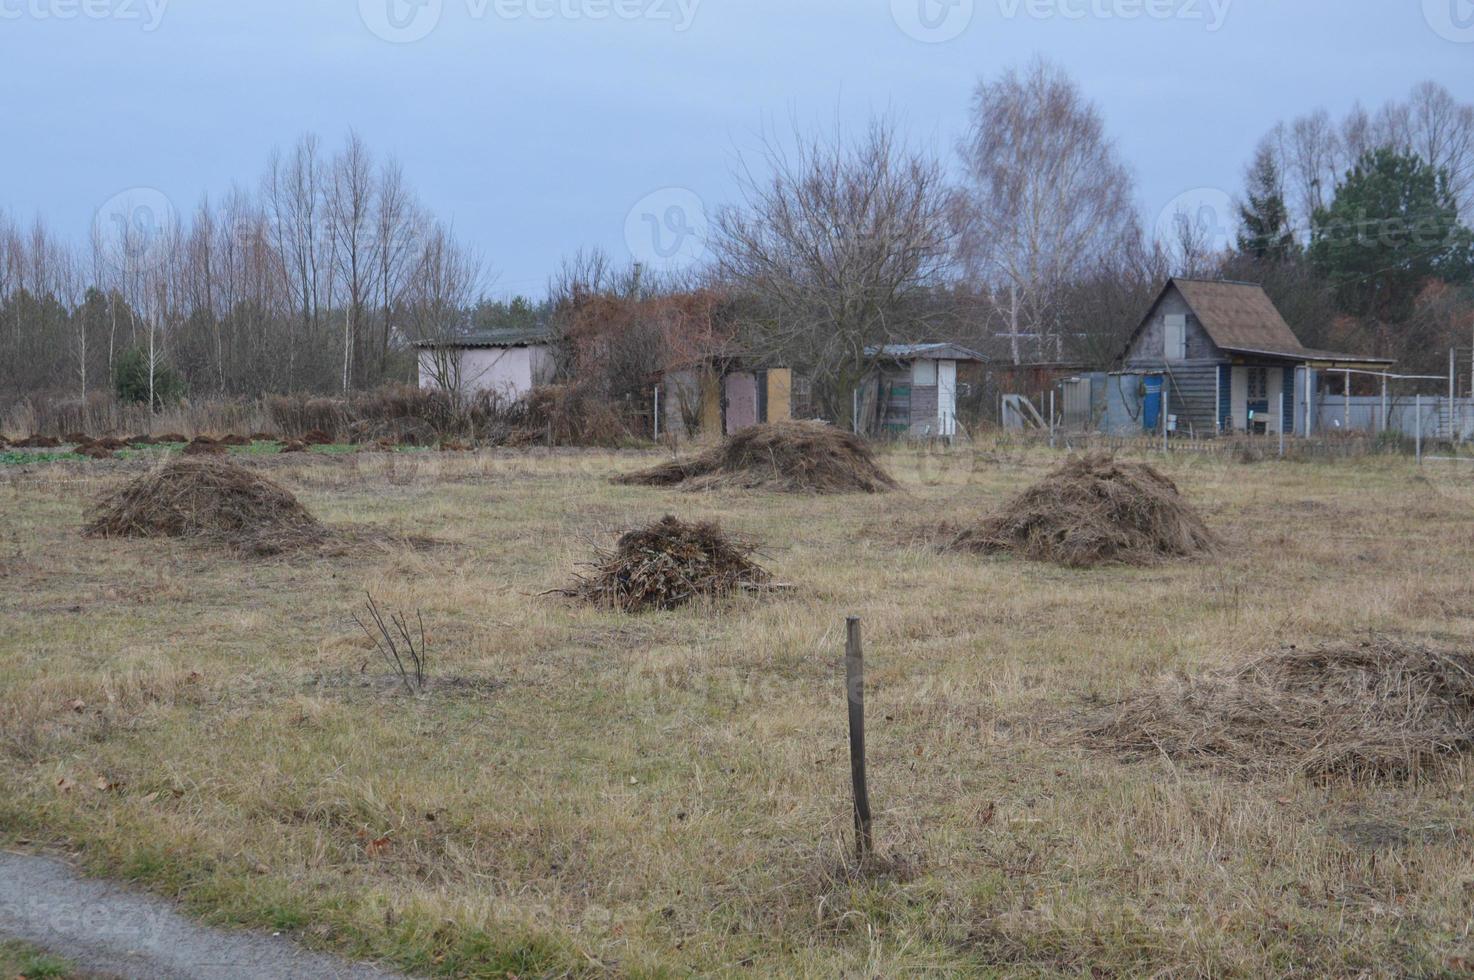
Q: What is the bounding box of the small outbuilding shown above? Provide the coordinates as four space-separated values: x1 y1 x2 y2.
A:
662 363 799 438
862 342 987 438
413 326 556 400
1109 279 1392 437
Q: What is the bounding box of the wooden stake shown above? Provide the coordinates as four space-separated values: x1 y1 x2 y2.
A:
845 616 873 863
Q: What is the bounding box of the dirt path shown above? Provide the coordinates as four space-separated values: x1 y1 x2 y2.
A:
0 852 405 979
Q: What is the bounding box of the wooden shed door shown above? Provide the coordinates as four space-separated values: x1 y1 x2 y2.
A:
724 372 759 434
936 360 958 436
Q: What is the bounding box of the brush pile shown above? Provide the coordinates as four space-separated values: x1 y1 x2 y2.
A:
1088 638 1474 781
951 453 1215 567
84 456 327 556
617 421 897 494
565 515 769 612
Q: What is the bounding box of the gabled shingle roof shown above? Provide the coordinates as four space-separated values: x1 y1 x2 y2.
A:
1128 279 1392 366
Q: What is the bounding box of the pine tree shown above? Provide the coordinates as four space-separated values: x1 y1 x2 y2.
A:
1237 145 1296 262
1310 148 1474 321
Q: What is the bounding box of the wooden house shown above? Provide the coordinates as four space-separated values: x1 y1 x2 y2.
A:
1112 279 1392 436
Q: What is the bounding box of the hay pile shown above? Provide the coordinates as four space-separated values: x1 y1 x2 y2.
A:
84 456 327 556
565 515 770 612
617 421 897 494
1088 638 1474 781
951 453 1215 567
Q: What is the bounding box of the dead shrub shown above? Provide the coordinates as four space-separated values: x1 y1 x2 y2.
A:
1087 638 1474 781
562 515 770 612
509 384 633 448
84 456 328 556
616 421 898 494
950 453 1215 567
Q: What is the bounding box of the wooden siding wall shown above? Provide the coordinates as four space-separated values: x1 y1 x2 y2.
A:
1125 286 1217 365
1163 363 1219 437
910 385 939 425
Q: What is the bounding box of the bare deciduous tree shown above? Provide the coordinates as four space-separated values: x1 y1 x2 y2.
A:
714 116 955 426
956 59 1141 365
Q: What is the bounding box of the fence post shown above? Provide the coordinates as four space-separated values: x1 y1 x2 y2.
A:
653 384 660 441
845 616 872 864
1162 382 1170 453
1048 390 1056 450
1416 393 1423 465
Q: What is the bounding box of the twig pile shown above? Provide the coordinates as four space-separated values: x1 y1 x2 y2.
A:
951 453 1215 567
616 421 897 494
564 515 770 612
84 456 327 556
1087 638 1474 781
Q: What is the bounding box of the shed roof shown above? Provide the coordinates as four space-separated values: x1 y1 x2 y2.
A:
866 342 987 363
411 325 553 349
1130 279 1392 367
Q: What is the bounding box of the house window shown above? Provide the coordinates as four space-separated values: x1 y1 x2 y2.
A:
1247 367 1268 401
1164 314 1187 360
912 359 937 386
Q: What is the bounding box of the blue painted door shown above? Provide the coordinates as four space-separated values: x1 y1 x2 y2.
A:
1142 375 1163 431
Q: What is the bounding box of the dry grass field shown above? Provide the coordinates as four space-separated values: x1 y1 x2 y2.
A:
4 441 1474 977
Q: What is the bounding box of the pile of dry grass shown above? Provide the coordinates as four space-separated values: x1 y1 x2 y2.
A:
951 453 1215 567
617 421 898 494
563 515 770 612
1087 638 1474 781
84 456 327 556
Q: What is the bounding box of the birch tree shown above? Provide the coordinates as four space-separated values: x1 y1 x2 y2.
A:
955 59 1140 364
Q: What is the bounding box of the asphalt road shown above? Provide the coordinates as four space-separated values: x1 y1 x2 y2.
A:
0 851 405 979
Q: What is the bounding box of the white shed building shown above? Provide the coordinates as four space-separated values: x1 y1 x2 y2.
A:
413 327 556 401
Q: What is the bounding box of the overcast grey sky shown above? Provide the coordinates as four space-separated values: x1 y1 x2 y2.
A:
1 0 1470 298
